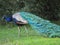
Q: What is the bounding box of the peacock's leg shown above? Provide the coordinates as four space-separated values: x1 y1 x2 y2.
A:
18 26 21 37
24 25 28 37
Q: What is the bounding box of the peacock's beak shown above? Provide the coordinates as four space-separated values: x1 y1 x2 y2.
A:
1 15 6 21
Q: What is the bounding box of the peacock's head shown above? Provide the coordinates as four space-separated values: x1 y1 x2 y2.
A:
2 15 12 22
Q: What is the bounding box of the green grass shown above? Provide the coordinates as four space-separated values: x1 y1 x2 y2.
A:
0 25 60 45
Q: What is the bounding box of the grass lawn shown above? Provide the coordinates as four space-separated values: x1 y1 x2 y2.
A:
0 25 60 45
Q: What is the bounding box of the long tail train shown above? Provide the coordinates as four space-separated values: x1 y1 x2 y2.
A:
19 12 60 37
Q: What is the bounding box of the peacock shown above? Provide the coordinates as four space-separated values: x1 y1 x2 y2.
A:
3 12 60 37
